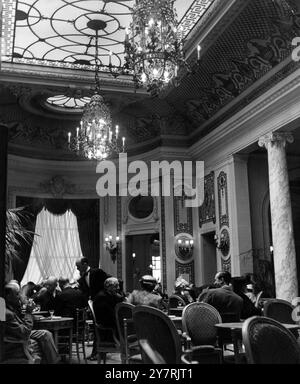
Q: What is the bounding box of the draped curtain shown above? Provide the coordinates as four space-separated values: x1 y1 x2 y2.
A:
21 208 83 284
15 197 100 283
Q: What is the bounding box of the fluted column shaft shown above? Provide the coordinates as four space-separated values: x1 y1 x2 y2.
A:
259 132 298 301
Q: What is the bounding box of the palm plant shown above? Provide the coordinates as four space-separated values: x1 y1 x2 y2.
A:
5 207 35 282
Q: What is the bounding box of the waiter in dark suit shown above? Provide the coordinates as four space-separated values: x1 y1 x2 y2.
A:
75 257 110 360
75 257 110 300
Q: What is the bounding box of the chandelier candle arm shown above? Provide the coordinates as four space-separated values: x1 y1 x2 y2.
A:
197 45 201 61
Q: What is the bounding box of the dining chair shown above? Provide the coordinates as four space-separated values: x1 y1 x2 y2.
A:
263 298 295 324
181 345 225 364
115 302 141 364
242 316 300 364
254 291 263 308
133 305 182 364
182 302 223 363
74 307 88 363
2 339 41 364
58 307 88 363
88 300 120 364
138 339 166 364
167 295 186 315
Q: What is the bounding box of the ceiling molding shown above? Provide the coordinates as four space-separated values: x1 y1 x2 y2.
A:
185 0 249 58
189 69 300 166
0 63 147 95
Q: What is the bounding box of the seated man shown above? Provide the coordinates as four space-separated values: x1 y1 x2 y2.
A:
231 276 261 319
34 276 60 312
198 271 243 321
4 281 59 364
55 277 88 318
127 275 163 309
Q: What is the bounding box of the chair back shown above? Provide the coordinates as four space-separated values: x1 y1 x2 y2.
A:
254 291 263 308
88 300 120 362
75 307 87 337
133 305 182 364
242 316 300 364
168 295 186 314
181 346 223 364
115 302 137 362
139 339 166 364
182 302 222 346
88 300 97 325
263 299 294 324
115 302 136 343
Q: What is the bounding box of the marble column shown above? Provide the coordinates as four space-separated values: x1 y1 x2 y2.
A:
258 132 298 301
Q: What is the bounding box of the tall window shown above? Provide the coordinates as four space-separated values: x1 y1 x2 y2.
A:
21 208 82 284
151 256 161 282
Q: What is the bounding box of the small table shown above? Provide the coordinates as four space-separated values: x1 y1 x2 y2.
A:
215 322 300 363
33 317 73 361
32 311 48 317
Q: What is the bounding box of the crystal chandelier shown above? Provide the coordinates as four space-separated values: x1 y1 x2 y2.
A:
124 0 201 96
68 21 125 160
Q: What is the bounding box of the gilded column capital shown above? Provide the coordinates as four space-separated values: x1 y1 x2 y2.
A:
258 132 294 149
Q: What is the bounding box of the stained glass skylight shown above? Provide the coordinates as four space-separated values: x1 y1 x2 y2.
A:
46 94 91 110
1 0 214 72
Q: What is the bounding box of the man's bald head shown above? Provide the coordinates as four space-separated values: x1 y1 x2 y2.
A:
45 276 58 293
76 258 89 276
5 281 21 308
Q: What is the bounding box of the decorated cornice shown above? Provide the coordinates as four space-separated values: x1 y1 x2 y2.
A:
0 63 147 95
185 0 247 58
189 69 300 165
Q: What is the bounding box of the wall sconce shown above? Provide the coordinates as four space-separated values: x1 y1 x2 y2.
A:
104 235 120 263
214 228 230 256
175 234 194 261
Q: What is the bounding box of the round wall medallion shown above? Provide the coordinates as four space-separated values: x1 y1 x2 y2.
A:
128 195 154 219
219 228 230 257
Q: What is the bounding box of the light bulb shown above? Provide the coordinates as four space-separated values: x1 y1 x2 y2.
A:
197 44 201 60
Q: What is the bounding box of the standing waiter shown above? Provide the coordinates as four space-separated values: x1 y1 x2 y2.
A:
76 257 110 300
75 257 110 360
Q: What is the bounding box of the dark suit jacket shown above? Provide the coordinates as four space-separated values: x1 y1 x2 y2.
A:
78 268 110 300
4 306 33 361
199 286 243 320
238 292 261 319
34 288 60 311
93 290 124 338
54 287 88 318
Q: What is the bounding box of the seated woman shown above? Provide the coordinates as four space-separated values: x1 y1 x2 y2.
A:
231 277 261 319
127 275 164 309
93 277 125 339
173 277 194 305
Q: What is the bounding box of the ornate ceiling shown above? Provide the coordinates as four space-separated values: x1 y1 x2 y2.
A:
0 0 299 160
1 0 198 69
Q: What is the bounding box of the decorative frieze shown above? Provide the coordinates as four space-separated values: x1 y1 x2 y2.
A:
199 171 216 227
217 171 229 227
